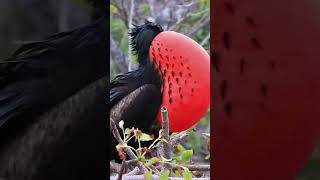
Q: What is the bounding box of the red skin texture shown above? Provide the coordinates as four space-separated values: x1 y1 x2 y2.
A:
212 0 320 179
149 31 210 132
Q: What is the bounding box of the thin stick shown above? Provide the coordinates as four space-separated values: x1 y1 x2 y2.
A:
183 164 210 171
127 0 135 71
117 160 127 180
169 129 189 145
110 118 146 173
160 106 172 171
125 167 140 176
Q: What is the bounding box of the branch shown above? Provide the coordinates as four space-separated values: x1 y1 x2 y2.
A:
186 16 210 37
168 2 198 31
175 164 210 171
117 160 128 180
110 161 122 174
159 106 172 171
110 34 128 72
110 1 129 27
110 118 146 173
200 33 210 47
128 0 135 71
125 167 140 176
169 129 189 145
148 0 196 30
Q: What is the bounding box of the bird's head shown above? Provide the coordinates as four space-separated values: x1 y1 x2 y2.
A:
130 22 210 132
130 21 163 65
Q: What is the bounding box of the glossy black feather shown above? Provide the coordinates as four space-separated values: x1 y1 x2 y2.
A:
110 22 163 161
110 63 161 107
0 77 108 180
0 16 107 135
129 22 163 64
110 21 163 106
0 1 108 179
88 0 107 20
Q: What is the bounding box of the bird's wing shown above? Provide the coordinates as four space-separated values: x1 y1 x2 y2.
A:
110 84 162 128
0 80 52 128
110 84 162 161
109 70 143 107
0 17 107 130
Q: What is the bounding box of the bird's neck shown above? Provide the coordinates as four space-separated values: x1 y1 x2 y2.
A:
138 60 162 89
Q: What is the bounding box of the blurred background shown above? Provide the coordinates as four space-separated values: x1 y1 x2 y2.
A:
0 0 94 59
110 0 210 164
297 146 320 180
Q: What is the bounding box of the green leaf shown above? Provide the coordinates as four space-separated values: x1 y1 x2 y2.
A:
183 169 192 180
182 150 193 163
118 120 124 130
176 144 186 152
148 157 160 164
172 170 180 177
125 128 132 135
159 170 170 180
144 170 152 180
140 133 154 141
205 154 210 160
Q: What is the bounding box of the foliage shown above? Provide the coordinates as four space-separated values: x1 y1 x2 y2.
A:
117 120 205 179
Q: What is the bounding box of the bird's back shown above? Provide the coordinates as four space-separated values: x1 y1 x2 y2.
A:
0 15 108 180
0 16 107 134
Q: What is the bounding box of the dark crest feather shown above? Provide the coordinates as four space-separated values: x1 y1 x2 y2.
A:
128 21 163 64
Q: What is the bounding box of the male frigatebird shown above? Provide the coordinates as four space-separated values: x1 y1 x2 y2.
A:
110 22 210 160
0 1 107 180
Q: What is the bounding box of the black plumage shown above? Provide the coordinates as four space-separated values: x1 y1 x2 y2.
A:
0 5 108 180
109 22 163 161
0 16 107 129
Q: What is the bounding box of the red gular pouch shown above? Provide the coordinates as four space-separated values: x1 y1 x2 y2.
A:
149 31 210 132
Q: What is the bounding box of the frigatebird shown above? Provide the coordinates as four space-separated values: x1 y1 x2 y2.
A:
109 22 210 160
0 1 108 179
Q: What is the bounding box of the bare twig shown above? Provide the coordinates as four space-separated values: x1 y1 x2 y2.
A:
125 167 140 176
160 106 172 171
110 119 137 160
186 16 210 37
189 8 210 17
118 160 127 180
169 129 189 145
200 33 210 46
168 3 197 31
177 164 210 171
110 161 122 173
110 118 146 173
147 0 196 30
111 0 129 26
128 0 135 71
110 1 129 26
110 35 128 72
